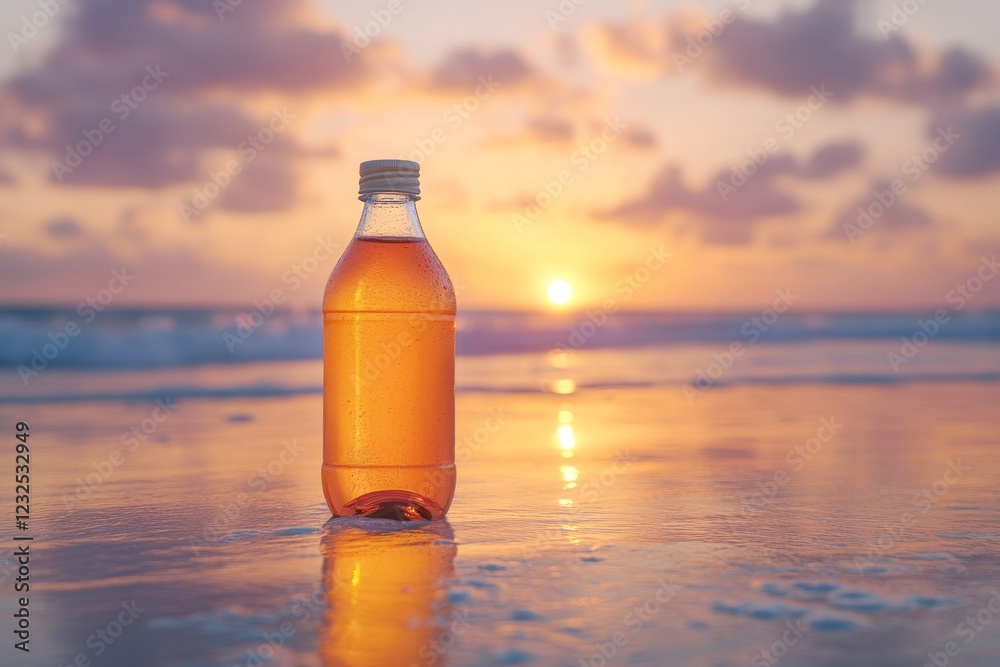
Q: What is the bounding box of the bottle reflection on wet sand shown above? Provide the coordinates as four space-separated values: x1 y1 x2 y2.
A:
319 520 457 667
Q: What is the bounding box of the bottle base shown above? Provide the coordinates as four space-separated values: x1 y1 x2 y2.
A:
322 463 455 521
345 490 439 521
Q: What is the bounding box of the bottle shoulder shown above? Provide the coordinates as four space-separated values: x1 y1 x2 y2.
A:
323 237 456 314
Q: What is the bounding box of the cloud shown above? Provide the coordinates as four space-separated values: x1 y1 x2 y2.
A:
600 163 798 245
911 48 993 101
0 169 13 185
612 162 799 215
1 6 582 199
9 99 295 188
7 0 365 103
584 0 992 107
523 116 576 143
0 0 359 193
692 0 991 104
216 157 299 213
43 217 85 239
931 106 1000 178
0 235 252 306
601 141 864 244
797 141 865 178
825 180 934 242
485 114 656 151
582 21 664 77
483 116 576 148
620 125 658 150
420 45 589 119
425 48 536 93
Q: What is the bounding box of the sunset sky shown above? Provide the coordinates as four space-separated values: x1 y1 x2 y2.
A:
1 0 998 311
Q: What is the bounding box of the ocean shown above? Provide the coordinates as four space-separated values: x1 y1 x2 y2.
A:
3 307 999 402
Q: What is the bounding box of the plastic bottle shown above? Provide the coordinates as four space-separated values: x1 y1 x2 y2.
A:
322 159 456 520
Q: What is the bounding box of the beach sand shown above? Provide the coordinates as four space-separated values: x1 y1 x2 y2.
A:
3 369 999 666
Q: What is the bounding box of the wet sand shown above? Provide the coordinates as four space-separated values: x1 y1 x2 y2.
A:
2 379 999 666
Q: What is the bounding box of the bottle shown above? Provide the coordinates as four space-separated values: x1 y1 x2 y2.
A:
322 159 456 521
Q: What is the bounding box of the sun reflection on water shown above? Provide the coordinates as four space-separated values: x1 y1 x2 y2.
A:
560 465 579 489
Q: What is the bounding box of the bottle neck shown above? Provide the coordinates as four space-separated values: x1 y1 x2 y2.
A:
355 192 425 239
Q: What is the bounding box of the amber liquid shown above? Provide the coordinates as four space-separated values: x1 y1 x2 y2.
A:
322 236 456 520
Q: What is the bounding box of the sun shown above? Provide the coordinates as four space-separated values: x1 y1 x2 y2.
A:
547 279 573 306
